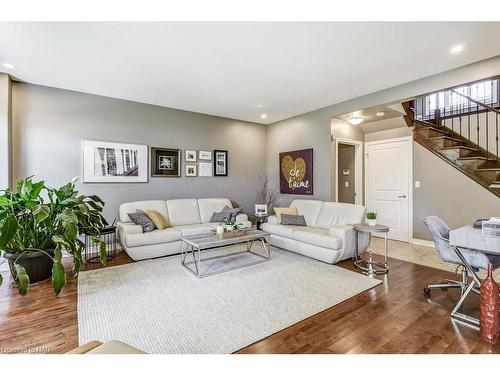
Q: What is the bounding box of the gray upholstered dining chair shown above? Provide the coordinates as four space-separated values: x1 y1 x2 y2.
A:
423 216 500 325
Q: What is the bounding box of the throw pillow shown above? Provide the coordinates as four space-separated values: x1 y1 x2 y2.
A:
221 205 242 219
146 209 169 230
273 207 298 224
128 210 156 232
210 211 232 223
281 214 307 226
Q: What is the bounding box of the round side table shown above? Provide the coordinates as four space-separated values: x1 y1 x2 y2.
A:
353 224 389 275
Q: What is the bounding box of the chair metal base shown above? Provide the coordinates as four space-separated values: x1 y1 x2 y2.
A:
423 252 482 329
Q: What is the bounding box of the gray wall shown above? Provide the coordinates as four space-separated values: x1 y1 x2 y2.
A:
12 83 267 222
267 56 500 238
266 108 332 206
413 142 500 240
365 123 500 241
267 56 500 201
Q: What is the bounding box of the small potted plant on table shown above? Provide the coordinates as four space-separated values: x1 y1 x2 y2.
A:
366 212 377 227
0 177 107 295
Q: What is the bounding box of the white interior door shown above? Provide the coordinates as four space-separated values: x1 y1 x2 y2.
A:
365 138 411 242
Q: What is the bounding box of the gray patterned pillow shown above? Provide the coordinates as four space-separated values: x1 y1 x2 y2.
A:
281 214 306 226
210 211 232 223
221 205 242 219
128 210 156 232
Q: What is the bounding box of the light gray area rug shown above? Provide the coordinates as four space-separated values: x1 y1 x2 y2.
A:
78 246 381 354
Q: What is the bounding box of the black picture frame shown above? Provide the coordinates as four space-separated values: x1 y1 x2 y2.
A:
150 147 181 177
213 150 228 177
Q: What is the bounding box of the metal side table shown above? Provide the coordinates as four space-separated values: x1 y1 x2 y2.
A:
353 224 389 275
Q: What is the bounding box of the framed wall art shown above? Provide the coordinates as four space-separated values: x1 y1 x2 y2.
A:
82 140 148 183
213 150 228 177
198 162 213 177
185 150 197 162
185 164 197 177
199 150 212 161
151 147 181 177
279 148 313 195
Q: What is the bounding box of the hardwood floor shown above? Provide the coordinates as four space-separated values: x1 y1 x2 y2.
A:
0 245 499 354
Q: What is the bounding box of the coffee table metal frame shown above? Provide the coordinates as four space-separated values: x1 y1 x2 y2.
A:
181 230 271 278
353 224 389 275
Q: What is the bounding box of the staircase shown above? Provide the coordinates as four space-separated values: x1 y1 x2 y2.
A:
402 77 500 198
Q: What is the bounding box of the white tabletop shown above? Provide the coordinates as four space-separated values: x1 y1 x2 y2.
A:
449 225 500 255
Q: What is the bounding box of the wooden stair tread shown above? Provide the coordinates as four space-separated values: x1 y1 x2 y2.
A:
457 156 497 161
442 145 478 151
415 125 450 134
428 135 462 142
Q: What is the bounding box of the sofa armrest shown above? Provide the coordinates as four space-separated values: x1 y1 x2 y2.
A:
117 222 143 249
267 215 278 225
328 225 369 261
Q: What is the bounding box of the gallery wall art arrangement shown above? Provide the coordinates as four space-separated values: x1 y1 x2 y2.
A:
279 148 313 195
83 140 228 182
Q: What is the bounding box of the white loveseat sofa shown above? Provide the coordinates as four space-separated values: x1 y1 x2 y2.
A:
261 199 367 264
117 198 251 261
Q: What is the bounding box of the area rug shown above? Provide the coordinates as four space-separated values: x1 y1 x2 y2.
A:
78 246 381 354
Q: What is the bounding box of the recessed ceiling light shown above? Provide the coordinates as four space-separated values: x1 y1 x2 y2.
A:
376 111 385 117
260 114 267 119
348 116 363 125
450 44 465 54
2 63 14 69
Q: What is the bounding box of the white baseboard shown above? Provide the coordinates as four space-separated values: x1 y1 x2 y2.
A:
411 238 435 248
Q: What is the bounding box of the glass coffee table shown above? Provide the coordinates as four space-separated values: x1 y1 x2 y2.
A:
181 229 271 278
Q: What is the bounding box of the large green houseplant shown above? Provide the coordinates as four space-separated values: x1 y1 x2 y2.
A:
0 177 107 295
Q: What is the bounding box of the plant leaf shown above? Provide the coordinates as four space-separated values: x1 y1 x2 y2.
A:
33 204 50 226
99 240 107 265
14 264 30 295
51 259 66 295
0 216 19 248
0 273 3 287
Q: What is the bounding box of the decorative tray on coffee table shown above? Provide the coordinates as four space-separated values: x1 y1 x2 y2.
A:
210 229 247 240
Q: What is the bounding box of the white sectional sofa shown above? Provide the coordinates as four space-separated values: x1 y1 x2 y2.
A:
261 199 367 264
117 198 251 261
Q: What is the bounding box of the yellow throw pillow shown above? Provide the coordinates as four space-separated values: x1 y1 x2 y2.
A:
146 210 169 230
273 207 298 224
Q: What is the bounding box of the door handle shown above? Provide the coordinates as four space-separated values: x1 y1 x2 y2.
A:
398 195 407 198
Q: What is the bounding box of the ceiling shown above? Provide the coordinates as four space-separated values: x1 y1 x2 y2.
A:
1 22 500 124
334 104 403 125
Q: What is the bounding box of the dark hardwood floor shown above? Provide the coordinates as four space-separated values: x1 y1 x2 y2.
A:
0 249 498 354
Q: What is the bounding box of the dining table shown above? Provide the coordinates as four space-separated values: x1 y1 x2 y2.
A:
449 224 500 328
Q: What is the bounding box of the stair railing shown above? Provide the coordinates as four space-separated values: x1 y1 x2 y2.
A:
448 89 500 160
412 81 500 161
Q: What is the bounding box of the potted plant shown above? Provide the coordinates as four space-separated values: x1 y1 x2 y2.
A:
0 176 107 296
220 217 243 232
366 212 377 227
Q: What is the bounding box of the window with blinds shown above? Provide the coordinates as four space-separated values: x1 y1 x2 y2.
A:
419 78 499 119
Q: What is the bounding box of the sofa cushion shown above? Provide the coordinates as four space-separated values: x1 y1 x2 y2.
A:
210 211 232 222
174 223 216 237
281 214 307 226
315 202 366 229
222 205 242 219
260 222 304 239
125 228 182 247
119 200 168 223
273 207 298 224
166 199 201 226
146 209 169 229
290 200 323 227
292 227 341 249
198 198 233 223
127 210 156 232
